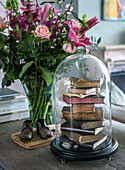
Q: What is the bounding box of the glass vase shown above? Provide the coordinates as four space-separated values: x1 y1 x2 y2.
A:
22 76 53 127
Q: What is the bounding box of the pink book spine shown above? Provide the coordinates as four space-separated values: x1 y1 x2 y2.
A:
73 106 95 112
63 95 104 104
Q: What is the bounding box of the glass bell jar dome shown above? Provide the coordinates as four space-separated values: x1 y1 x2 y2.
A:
51 54 118 161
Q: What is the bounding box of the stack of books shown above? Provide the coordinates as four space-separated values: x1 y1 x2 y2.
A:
61 77 107 150
0 88 29 123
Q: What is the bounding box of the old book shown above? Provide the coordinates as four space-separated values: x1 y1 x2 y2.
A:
69 77 100 88
62 131 105 144
68 87 97 95
62 105 95 113
62 92 96 98
81 120 104 130
62 109 104 121
61 120 104 131
73 104 95 112
61 122 103 135
79 135 107 150
63 94 104 104
62 106 103 114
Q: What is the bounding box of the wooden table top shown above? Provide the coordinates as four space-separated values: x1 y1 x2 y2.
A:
0 120 125 170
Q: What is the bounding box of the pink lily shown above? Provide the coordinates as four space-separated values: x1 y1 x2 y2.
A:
79 16 99 35
37 4 50 24
64 20 92 53
52 6 61 16
42 3 51 22
64 17 99 53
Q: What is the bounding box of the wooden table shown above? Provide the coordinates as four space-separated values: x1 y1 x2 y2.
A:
0 120 125 170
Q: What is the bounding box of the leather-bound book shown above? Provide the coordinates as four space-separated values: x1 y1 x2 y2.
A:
69 77 100 88
63 94 105 104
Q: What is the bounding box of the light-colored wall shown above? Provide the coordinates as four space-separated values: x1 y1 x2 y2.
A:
78 0 125 45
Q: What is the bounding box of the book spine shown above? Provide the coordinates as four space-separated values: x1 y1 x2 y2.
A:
69 89 86 94
72 106 95 112
71 81 100 88
62 131 80 143
62 112 104 121
81 121 104 130
63 95 104 104
80 134 103 144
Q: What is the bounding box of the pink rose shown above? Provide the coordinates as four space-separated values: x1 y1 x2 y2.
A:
70 19 79 27
63 43 76 53
0 16 8 30
35 25 51 39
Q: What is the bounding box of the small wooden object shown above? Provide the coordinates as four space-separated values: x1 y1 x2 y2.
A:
11 124 56 150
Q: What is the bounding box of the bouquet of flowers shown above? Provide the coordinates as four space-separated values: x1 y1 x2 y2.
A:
0 0 100 125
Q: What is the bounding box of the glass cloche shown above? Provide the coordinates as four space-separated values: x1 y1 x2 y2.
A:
51 54 118 161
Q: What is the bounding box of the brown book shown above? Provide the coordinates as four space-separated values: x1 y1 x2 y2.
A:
62 92 96 98
81 120 104 130
62 106 103 114
79 135 107 150
62 105 95 113
61 120 104 131
63 94 104 104
69 77 100 88
62 108 104 121
61 125 103 135
62 131 105 144
68 87 97 95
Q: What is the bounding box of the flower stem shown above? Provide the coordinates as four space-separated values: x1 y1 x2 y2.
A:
42 99 50 120
32 79 44 121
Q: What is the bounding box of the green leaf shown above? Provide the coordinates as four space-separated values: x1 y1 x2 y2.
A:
91 36 93 42
2 77 7 88
38 54 54 61
94 44 100 52
0 34 5 50
22 32 34 51
97 37 101 45
94 37 96 43
0 60 5 69
38 66 53 84
19 61 34 78
1 34 7 42
0 41 4 50
5 72 12 80
9 41 17 51
6 0 19 9
30 53 40 58
12 70 19 79
6 0 12 9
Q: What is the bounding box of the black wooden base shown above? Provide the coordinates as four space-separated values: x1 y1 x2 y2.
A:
50 138 118 161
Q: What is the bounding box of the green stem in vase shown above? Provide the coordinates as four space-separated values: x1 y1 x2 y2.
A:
37 95 44 119
32 79 44 122
42 95 50 119
31 75 37 112
31 58 38 112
